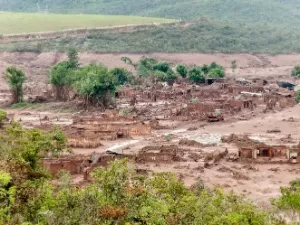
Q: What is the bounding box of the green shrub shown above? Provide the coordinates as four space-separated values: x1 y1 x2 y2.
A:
0 110 7 125
109 67 131 85
154 70 167 82
189 67 205 83
153 62 170 73
137 64 150 77
208 67 225 78
3 66 27 103
176 64 188 78
74 64 116 108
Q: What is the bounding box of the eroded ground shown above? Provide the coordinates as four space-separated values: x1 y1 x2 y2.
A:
1 52 300 207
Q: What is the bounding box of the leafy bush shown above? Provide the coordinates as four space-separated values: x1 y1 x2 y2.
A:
208 67 225 78
176 64 188 78
3 66 27 103
50 61 75 100
292 65 300 78
165 69 177 85
154 70 167 82
109 67 131 85
137 64 150 77
273 178 300 223
201 64 209 75
74 64 116 108
153 62 170 73
67 47 79 69
139 57 157 71
0 110 7 125
188 67 205 83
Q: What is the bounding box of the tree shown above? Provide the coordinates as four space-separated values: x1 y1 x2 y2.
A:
208 67 225 78
273 178 300 223
209 62 218 70
67 47 79 69
139 57 157 71
165 69 177 85
74 64 116 108
50 61 74 101
3 66 27 103
109 68 131 85
188 67 205 83
176 64 188 78
201 64 209 75
0 122 67 223
153 62 170 73
292 65 300 78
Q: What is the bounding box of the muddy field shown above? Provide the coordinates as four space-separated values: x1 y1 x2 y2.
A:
1 52 300 208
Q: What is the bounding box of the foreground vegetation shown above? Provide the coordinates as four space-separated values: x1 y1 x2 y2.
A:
2 20 300 54
0 118 280 224
0 117 299 224
0 12 173 35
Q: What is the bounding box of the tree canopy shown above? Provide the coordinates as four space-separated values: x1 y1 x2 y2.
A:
3 66 26 103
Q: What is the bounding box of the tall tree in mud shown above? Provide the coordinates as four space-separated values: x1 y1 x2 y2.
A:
3 66 27 103
74 64 117 109
50 61 74 101
50 48 79 101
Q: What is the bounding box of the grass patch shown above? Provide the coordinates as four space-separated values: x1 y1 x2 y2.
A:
9 102 76 113
10 102 34 109
0 12 174 35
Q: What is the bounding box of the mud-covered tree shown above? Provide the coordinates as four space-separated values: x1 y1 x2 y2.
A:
207 62 225 78
109 68 132 85
231 60 237 72
176 64 188 78
50 61 75 101
188 67 205 84
292 65 300 78
3 66 27 103
74 64 116 108
153 62 170 73
67 47 79 69
136 57 158 77
208 67 225 78
201 64 209 75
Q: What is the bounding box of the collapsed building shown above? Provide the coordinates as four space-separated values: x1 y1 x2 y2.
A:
222 134 300 163
64 111 151 148
116 78 296 122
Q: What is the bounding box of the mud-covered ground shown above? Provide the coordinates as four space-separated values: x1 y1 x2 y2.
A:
2 52 300 207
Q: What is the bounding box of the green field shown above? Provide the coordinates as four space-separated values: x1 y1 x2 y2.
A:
0 12 174 35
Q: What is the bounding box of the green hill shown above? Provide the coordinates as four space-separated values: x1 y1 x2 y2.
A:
1 0 300 24
1 20 300 54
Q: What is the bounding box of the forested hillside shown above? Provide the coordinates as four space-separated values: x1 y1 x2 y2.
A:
1 0 300 24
